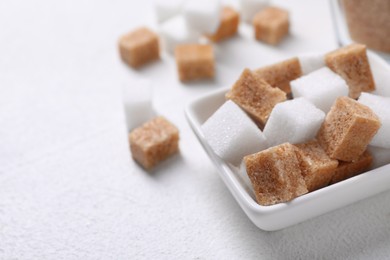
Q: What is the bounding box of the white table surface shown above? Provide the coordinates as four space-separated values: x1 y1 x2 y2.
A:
1 0 390 259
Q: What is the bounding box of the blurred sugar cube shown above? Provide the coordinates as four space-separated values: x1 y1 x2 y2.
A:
183 0 222 34
263 98 325 147
154 0 185 23
239 0 269 23
291 67 349 113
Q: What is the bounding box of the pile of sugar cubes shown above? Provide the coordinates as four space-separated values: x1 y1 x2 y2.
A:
118 0 290 81
202 43 390 206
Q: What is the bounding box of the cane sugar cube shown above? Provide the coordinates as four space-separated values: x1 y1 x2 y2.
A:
183 0 222 35
325 44 375 99
330 151 372 184
226 69 286 126
295 140 339 192
298 53 325 75
264 98 325 147
118 27 160 68
358 93 390 149
123 79 156 131
291 67 349 113
253 7 289 45
254 57 302 94
368 146 390 169
317 97 381 162
239 0 269 23
160 16 199 53
175 44 215 81
154 0 185 23
244 143 308 206
207 6 240 42
202 100 268 165
129 116 179 170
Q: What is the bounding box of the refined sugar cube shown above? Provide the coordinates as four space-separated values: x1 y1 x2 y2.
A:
325 44 375 99
123 79 156 131
202 100 268 166
294 140 338 192
291 67 349 113
368 146 390 169
298 53 325 75
207 6 240 42
263 98 325 147
154 0 185 23
239 0 269 23
129 116 179 170
226 69 286 126
330 151 372 184
244 143 308 206
317 96 381 162
183 0 222 34
175 44 215 81
253 6 289 45
160 16 199 53
254 57 302 94
358 93 390 149
118 27 160 68
239 161 256 193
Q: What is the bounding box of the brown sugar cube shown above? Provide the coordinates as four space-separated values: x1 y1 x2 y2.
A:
118 27 160 68
330 151 372 184
254 57 302 94
226 69 286 126
294 140 339 192
244 143 308 206
129 116 179 170
317 96 381 162
207 7 240 42
253 7 289 45
175 44 215 82
325 44 375 99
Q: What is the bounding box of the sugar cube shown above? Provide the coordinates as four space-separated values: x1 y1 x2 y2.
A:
291 67 349 113
263 98 325 147
330 151 372 184
226 69 286 126
183 0 222 34
298 53 325 75
254 57 302 94
160 16 199 53
129 116 179 170
202 100 268 166
207 6 240 42
325 44 375 99
123 79 156 131
358 93 390 149
317 96 381 162
239 0 269 23
253 6 289 45
118 27 160 68
294 140 339 192
244 143 308 206
368 146 390 169
175 44 215 81
154 0 185 23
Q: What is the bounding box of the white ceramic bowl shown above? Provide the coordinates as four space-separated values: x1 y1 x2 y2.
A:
185 52 390 231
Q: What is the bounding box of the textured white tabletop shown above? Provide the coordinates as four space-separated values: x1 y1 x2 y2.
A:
1 0 390 259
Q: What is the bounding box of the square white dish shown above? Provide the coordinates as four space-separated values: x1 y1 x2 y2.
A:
185 51 390 231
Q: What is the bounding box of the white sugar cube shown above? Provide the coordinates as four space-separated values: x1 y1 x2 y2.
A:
291 67 349 113
263 98 325 147
298 53 325 75
358 93 390 149
159 15 199 53
154 0 185 23
183 0 222 34
202 100 268 165
239 0 269 23
368 146 390 169
123 79 156 131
